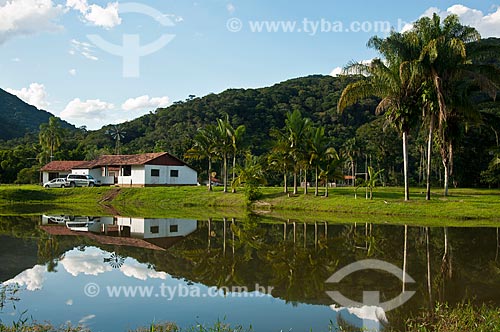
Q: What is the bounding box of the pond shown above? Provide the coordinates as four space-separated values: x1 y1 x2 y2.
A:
0 214 499 331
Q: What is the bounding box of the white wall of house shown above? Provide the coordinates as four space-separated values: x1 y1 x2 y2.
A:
67 163 197 186
118 165 145 186
116 217 197 239
144 165 197 185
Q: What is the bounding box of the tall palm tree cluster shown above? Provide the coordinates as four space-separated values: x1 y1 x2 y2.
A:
339 14 499 200
185 115 246 192
38 117 63 164
269 109 341 197
186 110 341 198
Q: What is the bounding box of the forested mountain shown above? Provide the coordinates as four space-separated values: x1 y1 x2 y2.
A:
87 75 378 157
0 88 74 141
1 38 499 187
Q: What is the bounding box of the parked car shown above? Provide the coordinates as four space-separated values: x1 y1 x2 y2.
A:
66 174 100 187
43 178 68 188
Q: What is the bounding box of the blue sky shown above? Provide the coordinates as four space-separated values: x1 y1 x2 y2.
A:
0 0 499 129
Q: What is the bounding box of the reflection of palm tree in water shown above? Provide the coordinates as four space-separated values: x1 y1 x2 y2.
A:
434 227 453 302
104 252 125 269
496 228 499 263
38 236 61 273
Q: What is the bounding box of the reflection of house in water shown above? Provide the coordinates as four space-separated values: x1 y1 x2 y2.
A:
40 216 197 251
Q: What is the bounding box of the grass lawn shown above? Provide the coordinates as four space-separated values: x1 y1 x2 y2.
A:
0 184 499 226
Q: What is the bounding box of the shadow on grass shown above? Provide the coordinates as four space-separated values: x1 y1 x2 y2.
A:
0 189 57 202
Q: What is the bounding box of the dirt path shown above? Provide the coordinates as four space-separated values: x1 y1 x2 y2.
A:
99 188 122 216
99 188 121 203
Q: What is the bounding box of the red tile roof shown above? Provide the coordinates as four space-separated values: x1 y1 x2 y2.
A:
41 152 191 171
73 152 186 168
40 161 87 172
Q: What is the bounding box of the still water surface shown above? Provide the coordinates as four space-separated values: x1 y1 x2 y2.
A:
0 214 499 331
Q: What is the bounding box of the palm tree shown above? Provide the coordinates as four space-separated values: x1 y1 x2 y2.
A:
338 52 421 201
320 148 341 198
185 125 218 191
342 138 360 187
39 117 63 163
226 120 246 193
421 83 438 200
309 126 333 196
284 110 310 195
269 129 293 193
216 117 232 193
412 14 498 196
106 125 126 155
364 166 385 200
232 153 267 198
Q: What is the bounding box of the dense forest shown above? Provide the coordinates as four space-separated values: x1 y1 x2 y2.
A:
1 31 499 190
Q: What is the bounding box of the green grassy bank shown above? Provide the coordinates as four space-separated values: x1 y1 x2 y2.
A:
0 185 499 226
1 302 499 332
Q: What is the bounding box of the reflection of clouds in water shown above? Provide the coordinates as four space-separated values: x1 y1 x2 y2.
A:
61 247 112 276
66 299 73 306
330 305 388 331
61 246 168 281
3 246 169 294
120 259 168 280
3 265 46 291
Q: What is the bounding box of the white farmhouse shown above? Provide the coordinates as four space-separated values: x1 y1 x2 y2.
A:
41 152 198 187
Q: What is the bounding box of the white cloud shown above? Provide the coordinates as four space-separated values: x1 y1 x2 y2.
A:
330 59 373 77
85 3 121 29
227 3 236 15
6 83 50 109
120 260 168 281
61 98 115 121
66 0 121 29
122 95 170 111
60 247 112 276
0 0 64 44
3 265 47 291
11 57 21 62
66 0 87 13
70 39 99 61
69 68 77 76
410 5 500 37
330 67 342 77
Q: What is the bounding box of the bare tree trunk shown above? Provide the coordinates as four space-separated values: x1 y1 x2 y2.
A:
403 131 410 201
284 172 288 193
304 167 308 195
208 158 212 192
351 157 355 187
315 166 319 196
231 154 236 193
223 154 228 193
293 166 298 195
426 117 434 200
443 159 449 197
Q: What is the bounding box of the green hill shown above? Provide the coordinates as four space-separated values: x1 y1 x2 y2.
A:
0 88 74 141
